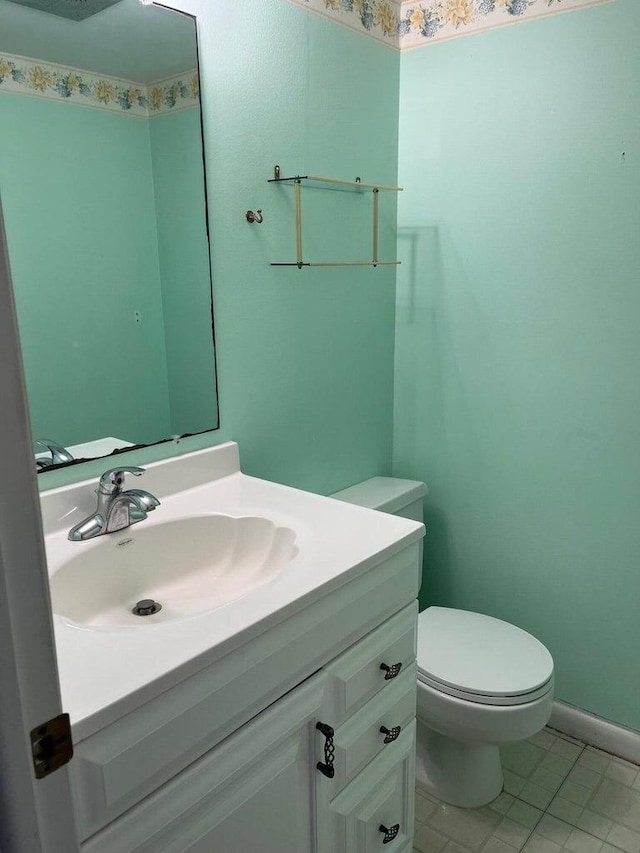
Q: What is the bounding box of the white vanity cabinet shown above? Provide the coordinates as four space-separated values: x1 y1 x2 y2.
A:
78 599 418 853
44 443 425 853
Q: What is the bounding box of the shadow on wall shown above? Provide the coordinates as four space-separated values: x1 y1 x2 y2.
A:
393 224 501 611
417 505 454 611
394 225 446 474
393 225 449 609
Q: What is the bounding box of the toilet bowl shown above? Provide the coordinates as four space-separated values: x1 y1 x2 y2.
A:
332 476 555 808
415 606 554 807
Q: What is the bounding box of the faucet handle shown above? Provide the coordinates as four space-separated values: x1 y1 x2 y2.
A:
99 466 145 492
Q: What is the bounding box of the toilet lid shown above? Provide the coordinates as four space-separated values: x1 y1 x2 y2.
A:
417 607 554 702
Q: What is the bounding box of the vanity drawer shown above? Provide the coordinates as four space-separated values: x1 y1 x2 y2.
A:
317 720 416 853
318 662 417 790
320 601 417 726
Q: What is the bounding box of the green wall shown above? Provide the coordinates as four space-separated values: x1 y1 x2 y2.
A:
199 0 399 492
149 107 217 437
394 0 640 730
38 0 400 499
0 95 172 446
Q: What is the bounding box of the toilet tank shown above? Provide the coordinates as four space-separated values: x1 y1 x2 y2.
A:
331 476 427 522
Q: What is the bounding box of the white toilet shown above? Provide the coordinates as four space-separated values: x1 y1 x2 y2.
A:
332 476 555 809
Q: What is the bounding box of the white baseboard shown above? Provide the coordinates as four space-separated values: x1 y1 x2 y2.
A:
550 700 640 765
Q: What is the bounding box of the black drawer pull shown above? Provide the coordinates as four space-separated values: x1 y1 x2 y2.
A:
380 662 402 680
379 823 400 844
380 725 402 744
316 721 335 779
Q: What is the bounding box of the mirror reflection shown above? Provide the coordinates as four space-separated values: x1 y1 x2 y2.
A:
0 0 218 471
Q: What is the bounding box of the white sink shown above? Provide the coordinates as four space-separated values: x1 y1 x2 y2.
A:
41 442 424 737
50 514 297 629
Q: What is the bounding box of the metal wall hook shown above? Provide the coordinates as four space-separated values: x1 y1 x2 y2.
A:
245 209 263 224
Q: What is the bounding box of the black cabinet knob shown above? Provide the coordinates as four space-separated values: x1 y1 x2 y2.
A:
380 662 402 680
379 823 400 844
380 725 402 744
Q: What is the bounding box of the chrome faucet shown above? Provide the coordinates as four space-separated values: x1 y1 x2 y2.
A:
35 438 74 469
68 466 160 542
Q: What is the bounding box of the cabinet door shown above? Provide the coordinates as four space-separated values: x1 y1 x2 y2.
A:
317 721 416 853
84 672 328 853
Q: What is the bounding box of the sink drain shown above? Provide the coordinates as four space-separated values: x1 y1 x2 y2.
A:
132 599 162 616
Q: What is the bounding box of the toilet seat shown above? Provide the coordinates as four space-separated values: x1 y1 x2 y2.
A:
417 669 553 706
417 607 554 707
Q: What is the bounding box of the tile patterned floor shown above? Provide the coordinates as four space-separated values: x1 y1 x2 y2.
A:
413 729 640 853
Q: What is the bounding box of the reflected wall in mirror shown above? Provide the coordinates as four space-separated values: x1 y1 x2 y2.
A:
0 0 219 471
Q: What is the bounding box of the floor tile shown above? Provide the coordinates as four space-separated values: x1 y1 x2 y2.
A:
416 792 439 823
414 824 448 853
590 780 640 832
569 766 604 791
579 750 612 775
505 771 528 797
490 793 517 815
522 833 563 853
564 827 604 853
612 759 640 772
606 763 639 789
483 838 520 853
536 815 574 845
494 817 532 850
576 810 613 841
429 804 501 850
507 800 544 830
548 796 583 825
606 822 640 853
558 781 593 808
531 767 567 794
552 740 584 763
543 754 576 779
520 783 556 810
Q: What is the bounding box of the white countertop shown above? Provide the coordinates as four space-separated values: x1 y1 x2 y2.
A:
41 443 424 741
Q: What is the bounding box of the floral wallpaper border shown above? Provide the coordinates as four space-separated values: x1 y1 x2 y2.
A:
148 71 200 116
399 0 614 49
284 0 613 48
287 0 403 47
0 54 199 117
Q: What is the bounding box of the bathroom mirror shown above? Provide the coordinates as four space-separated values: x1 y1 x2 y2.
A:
0 0 218 471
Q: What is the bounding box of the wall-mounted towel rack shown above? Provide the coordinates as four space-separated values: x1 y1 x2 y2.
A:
268 165 403 269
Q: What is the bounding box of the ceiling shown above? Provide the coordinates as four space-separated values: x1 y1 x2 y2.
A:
0 0 198 83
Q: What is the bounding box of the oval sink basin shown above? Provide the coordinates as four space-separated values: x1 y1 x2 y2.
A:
50 515 297 629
